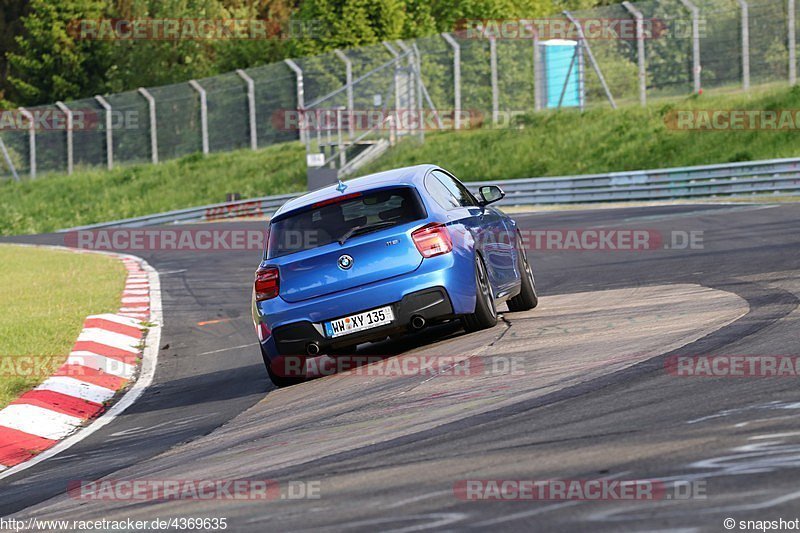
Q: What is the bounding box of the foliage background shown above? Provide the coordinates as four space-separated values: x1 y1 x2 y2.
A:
1 0 603 108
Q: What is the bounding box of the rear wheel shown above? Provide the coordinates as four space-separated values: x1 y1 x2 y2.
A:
267 364 306 388
462 255 498 332
507 238 538 312
260 346 306 388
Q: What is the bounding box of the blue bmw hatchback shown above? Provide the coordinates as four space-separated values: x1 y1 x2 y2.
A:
252 164 538 386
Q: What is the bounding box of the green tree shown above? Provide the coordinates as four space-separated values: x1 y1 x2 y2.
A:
0 0 31 105
6 0 113 106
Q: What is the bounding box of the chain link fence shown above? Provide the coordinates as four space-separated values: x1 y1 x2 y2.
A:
2 0 800 181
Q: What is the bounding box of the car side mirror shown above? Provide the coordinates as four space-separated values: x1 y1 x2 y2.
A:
478 185 505 206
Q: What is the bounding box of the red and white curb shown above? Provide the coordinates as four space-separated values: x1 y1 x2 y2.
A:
0 249 161 477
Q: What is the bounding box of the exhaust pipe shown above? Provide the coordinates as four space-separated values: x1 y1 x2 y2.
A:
306 342 320 356
410 315 426 330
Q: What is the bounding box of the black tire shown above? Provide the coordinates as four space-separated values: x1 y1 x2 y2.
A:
462 254 498 332
260 346 306 387
507 237 538 312
267 364 306 388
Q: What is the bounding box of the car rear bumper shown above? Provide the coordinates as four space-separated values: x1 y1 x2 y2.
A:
254 253 476 360
271 287 454 356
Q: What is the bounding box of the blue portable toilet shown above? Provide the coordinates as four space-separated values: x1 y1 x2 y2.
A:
539 39 584 109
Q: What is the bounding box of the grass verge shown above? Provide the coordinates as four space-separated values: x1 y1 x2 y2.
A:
0 143 306 235
362 85 800 179
0 245 127 409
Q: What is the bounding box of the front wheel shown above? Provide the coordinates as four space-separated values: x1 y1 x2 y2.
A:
462 255 498 333
507 238 538 312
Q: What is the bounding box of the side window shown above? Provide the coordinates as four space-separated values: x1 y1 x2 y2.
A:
431 170 478 207
425 174 460 210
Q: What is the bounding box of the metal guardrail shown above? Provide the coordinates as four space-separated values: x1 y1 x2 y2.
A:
62 193 300 231
60 157 800 232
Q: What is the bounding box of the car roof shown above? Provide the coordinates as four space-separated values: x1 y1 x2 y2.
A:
273 164 439 218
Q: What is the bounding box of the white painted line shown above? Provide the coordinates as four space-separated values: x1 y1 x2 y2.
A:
120 313 149 319
67 353 136 379
0 404 84 440
120 307 149 313
385 490 452 509
36 377 116 404
122 289 148 296
0 252 162 481
86 313 143 328
749 431 800 440
121 296 150 304
77 328 140 353
196 342 258 356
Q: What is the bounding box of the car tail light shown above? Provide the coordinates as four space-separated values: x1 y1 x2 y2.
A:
312 192 362 208
412 223 453 258
255 267 280 301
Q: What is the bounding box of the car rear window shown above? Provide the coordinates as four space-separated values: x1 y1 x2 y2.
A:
267 187 427 259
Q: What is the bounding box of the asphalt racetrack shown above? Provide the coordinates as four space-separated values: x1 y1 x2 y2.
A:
2 202 799 531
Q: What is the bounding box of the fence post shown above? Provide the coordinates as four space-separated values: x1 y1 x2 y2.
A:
563 11 617 108
336 107 346 169
416 44 425 141
790 0 797 85
489 33 499 124
284 59 306 144
623 1 647 106
334 50 354 139
383 42 403 132
533 27 542 111
678 0 702 93
236 69 258 151
735 0 751 90
18 108 36 178
441 33 462 129
94 95 114 169
138 88 158 164
412 42 443 129
578 41 586 111
396 40 425 141
55 101 73 175
188 80 209 155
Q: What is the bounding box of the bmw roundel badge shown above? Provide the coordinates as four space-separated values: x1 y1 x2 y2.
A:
338 254 354 270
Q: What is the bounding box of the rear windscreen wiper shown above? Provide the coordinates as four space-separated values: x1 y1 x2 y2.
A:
338 221 397 245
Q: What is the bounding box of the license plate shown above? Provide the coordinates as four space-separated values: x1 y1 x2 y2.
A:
324 306 394 338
